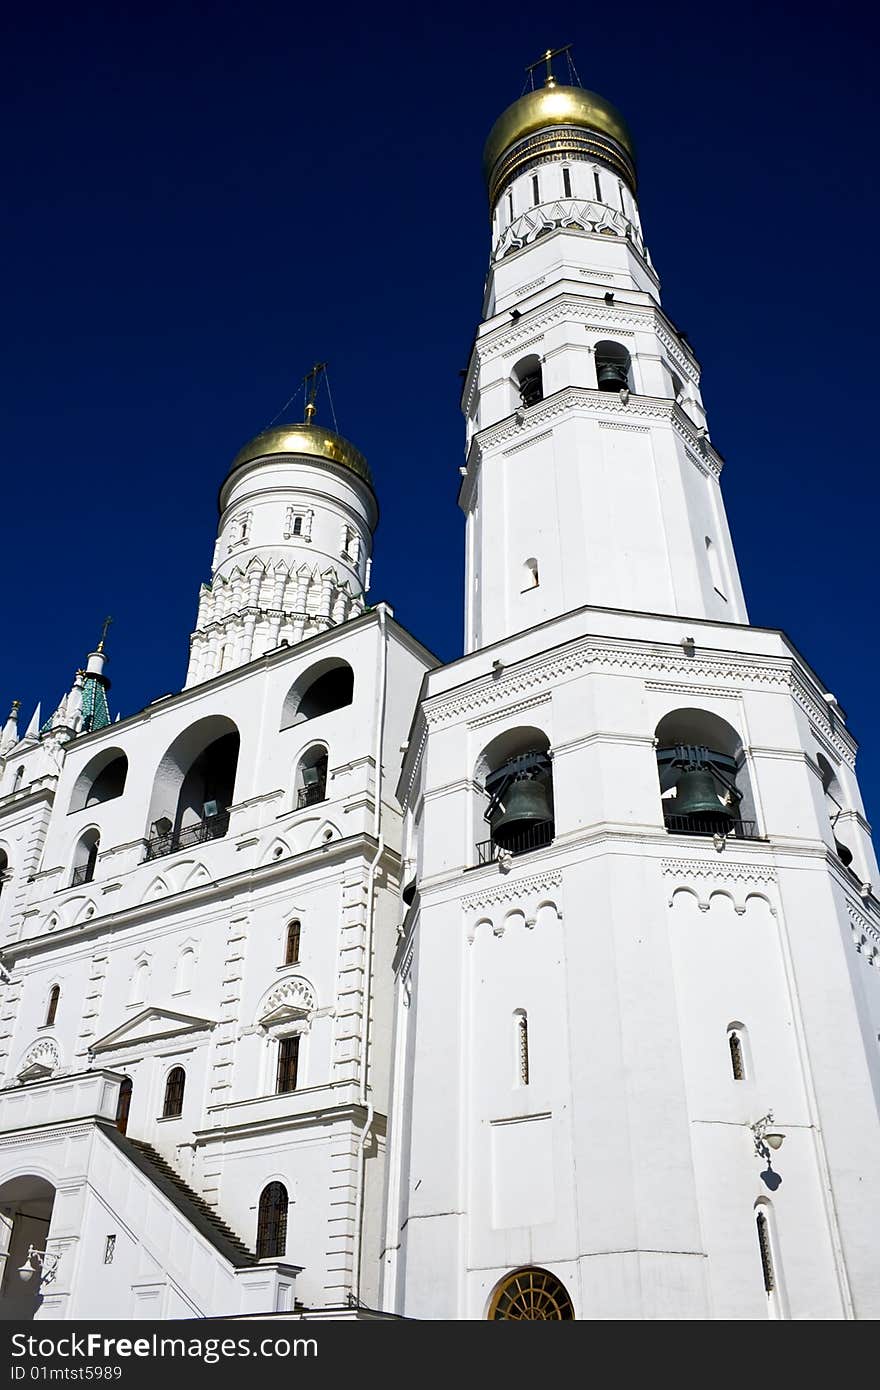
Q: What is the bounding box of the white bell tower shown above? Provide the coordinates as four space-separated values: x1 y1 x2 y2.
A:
382 55 880 1322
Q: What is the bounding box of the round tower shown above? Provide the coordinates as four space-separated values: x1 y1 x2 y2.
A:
186 415 377 685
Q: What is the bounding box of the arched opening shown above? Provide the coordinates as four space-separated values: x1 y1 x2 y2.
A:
514 1010 530 1087
655 708 758 840
295 745 328 809
256 1182 288 1259
280 660 354 729
162 1067 185 1119
284 921 301 966
727 1023 747 1081
44 987 60 1029
754 1201 785 1317
522 557 539 591
129 960 149 1008
146 716 240 860
816 753 853 866
0 849 8 902
12 766 25 794
71 830 100 886
475 727 554 865
115 1078 133 1135
69 749 128 814
0 1175 57 1320
488 1267 574 1320
511 355 543 410
594 339 632 392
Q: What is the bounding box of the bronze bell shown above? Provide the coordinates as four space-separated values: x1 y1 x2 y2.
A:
596 359 629 392
674 768 733 824
491 773 554 849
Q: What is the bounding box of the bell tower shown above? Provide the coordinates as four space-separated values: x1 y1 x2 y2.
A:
460 51 745 652
382 55 880 1322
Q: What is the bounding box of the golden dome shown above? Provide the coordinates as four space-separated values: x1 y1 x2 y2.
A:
483 82 636 206
227 423 373 489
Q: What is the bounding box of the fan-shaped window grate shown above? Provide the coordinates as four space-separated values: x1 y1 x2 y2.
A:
488 1268 574 1320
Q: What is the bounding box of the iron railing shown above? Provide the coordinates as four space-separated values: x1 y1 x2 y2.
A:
475 822 554 866
70 864 94 886
664 813 759 840
144 811 230 862
296 783 326 809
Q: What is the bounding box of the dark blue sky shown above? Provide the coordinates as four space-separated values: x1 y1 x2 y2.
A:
4 2 878 818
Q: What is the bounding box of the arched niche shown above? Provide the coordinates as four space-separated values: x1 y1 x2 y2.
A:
146 715 240 847
474 725 554 862
655 707 758 836
69 748 128 814
280 659 354 730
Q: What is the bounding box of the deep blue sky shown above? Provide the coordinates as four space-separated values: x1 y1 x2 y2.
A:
3 2 878 818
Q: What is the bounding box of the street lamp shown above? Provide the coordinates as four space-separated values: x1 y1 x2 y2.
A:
17 1245 60 1285
751 1112 785 1164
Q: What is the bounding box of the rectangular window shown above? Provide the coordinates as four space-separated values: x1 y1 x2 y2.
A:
276 1035 300 1094
507 191 514 224
593 169 602 201
531 174 540 206
292 515 303 536
562 167 572 198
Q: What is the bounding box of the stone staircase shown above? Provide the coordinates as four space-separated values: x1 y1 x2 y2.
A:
98 1121 256 1267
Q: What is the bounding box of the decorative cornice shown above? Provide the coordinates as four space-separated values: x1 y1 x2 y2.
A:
661 858 778 884
462 869 562 913
645 680 741 699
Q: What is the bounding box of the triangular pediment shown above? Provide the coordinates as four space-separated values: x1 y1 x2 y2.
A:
90 1007 216 1054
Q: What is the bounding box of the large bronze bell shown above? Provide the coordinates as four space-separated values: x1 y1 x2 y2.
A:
674 768 733 825
491 773 554 849
596 359 629 391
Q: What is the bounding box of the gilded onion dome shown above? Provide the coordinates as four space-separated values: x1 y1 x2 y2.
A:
483 80 636 209
224 422 374 496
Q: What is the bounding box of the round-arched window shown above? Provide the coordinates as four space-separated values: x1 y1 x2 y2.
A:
488 1268 574 1320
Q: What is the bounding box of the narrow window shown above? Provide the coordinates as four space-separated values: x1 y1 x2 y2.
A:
705 537 727 601
531 174 540 206
292 514 303 536
276 1035 300 1093
103 1235 116 1265
618 181 626 213
162 1066 186 1118
256 1182 288 1259
593 169 602 201
115 1078 132 1135
285 920 301 966
13 766 25 792
507 190 514 224
756 1210 775 1294
45 986 60 1028
0 850 7 901
239 513 251 543
562 167 572 198
728 1030 745 1080
516 1011 530 1086
522 557 539 591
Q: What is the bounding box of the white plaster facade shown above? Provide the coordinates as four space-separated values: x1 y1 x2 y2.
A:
0 431 434 1316
1 71 878 1324
380 83 880 1320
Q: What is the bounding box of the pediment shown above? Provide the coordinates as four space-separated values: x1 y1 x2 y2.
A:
90 1007 216 1054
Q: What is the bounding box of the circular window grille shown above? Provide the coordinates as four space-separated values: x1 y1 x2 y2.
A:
488 1268 574 1320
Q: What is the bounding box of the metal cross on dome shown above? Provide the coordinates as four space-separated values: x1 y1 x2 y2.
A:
526 44 573 87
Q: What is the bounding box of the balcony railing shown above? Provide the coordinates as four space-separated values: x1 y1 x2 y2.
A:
664 813 759 840
476 822 554 866
144 811 230 862
70 864 94 887
296 783 327 809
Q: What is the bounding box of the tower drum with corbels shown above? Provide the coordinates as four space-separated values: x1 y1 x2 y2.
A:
186 416 377 685
460 63 741 652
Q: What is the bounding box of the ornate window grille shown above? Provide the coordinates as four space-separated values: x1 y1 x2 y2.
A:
756 1211 775 1294
256 1182 288 1259
488 1268 574 1320
729 1031 746 1081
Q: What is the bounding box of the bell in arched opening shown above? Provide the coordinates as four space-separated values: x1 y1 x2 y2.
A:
658 743 739 835
486 750 554 854
594 340 631 393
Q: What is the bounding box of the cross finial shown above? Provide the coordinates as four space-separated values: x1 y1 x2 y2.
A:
303 362 328 425
97 615 113 653
525 43 572 89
